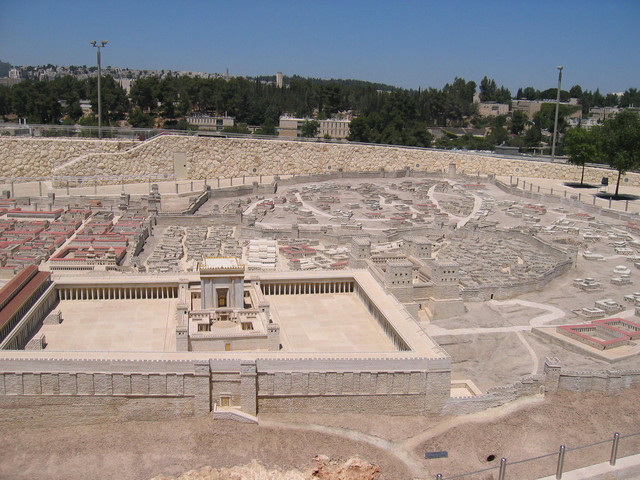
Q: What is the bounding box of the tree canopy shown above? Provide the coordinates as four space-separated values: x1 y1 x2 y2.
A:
0 71 637 154
599 110 640 196
563 126 600 185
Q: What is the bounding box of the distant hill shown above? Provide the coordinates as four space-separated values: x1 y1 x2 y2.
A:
255 74 400 92
0 60 12 78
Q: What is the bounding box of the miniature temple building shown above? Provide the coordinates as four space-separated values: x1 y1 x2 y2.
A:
176 257 279 352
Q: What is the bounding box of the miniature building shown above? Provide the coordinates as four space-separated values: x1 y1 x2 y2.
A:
557 318 640 350
199 258 245 310
178 257 279 352
0 265 54 346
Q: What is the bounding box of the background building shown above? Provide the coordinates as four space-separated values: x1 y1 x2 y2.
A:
278 116 351 139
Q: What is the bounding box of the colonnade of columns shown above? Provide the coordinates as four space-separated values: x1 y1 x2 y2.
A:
1 283 54 347
354 284 410 351
261 281 354 296
57 286 178 301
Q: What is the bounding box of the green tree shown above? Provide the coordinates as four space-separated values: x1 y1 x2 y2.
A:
563 126 600 185
523 125 542 148
347 117 370 142
479 76 497 102
569 85 583 99
300 120 319 138
255 117 277 135
509 110 528 135
87 75 128 124
619 88 640 108
222 122 251 134
599 110 640 197
128 108 155 128
0 85 10 117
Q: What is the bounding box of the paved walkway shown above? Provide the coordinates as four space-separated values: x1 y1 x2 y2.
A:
425 298 566 338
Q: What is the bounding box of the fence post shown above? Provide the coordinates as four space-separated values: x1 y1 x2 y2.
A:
66 180 69 195
498 458 507 480
551 188 553 195
626 200 629 212
609 198 612 209
610 432 620 466
556 445 566 479
578 193 581 202
38 180 42 196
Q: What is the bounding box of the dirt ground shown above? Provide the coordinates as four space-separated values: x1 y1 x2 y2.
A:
1 387 639 480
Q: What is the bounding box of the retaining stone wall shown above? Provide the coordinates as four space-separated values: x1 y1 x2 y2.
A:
257 393 427 415
0 137 136 178
0 394 195 426
442 377 544 415
557 370 640 393
1 136 638 187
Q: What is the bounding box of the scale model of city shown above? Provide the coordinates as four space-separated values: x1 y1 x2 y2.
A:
1 133 639 426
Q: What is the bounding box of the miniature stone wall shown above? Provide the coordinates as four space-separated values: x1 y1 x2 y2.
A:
0 136 635 187
0 137 136 178
0 358 210 418
453 229 574 301
461 258 573 302
0 354 638 419
442 377 544 415
0 395 195 426
556 369 640 394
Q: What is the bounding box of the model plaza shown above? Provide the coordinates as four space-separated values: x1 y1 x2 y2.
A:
33 259 409 354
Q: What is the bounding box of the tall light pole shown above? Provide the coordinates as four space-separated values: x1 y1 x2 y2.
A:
551 65 563 161
90 40 108 138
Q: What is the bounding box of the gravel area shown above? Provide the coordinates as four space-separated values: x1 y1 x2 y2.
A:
1 386 639 480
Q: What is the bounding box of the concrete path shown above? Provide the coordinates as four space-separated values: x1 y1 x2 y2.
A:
456 192 483 229
242 197 273 216
516 330 540 375
425 298 567 338
423 183 483 229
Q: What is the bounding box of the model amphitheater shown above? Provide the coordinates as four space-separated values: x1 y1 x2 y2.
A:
1 134 640 479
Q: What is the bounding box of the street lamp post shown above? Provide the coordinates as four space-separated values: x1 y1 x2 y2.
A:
90 40 108 139
551 65 563 161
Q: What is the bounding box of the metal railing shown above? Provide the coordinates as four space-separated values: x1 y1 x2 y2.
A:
0 123 158 140
434 431 640 479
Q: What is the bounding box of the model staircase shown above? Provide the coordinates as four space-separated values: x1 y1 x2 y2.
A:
212 403 258 424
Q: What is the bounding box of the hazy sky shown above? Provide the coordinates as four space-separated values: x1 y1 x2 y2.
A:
1 0 638 93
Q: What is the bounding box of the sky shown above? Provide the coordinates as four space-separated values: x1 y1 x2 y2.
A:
1 0 639 94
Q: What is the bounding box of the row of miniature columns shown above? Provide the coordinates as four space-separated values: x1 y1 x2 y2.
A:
57 286 179 301
260 281 354 296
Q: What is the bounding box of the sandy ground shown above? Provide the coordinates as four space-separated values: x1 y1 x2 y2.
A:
1 386 639 480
